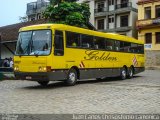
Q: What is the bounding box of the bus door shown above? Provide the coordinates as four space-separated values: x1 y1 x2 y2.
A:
53 30 65 69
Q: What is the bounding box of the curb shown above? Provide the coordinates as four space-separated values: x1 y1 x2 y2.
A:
145 66 160 70
0 72 15 81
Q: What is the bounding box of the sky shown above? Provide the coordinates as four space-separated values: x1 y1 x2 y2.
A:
0 0 36 27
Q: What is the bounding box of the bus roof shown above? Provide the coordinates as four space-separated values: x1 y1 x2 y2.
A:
20 24 144 44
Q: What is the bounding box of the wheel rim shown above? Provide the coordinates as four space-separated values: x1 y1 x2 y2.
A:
129 69 133 77
69 72 76 82
122 69 126 79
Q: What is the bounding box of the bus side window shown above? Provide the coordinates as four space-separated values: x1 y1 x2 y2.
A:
94 37 105 50
54 30 64 56
81 34 94 49
66 31 80 47
115 41 120 51
130 43 137 53
106 39 114 51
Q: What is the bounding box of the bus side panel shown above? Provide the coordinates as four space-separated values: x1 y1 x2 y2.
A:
79 68 120 79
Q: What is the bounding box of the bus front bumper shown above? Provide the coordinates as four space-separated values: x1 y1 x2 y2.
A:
14 71 68 81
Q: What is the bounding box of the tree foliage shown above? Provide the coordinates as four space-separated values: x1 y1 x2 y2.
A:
50 0 77 6
19 15 28 23
43 1 90 28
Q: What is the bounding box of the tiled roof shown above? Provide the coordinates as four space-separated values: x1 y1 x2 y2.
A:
0 19 47 42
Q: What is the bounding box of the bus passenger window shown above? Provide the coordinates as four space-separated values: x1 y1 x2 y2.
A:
130 43 137 53
115 41 120 51
94 37 105 50
54 30 64 56
137 44 144 54
66 31 80 48
81 34 94 49
120 42 131 52
106 39 114 51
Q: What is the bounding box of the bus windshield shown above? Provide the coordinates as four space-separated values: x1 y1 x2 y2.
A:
15 30 51 56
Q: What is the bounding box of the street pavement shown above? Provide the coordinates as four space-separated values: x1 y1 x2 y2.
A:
0 70 160 114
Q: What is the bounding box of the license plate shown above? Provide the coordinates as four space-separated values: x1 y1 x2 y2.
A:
26 76 32 80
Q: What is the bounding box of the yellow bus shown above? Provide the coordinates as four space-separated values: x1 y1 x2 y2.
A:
14 24 145 86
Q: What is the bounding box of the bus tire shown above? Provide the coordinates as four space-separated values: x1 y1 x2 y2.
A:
66 68 77 86
37 81 49 86
120 67 127 80
128 67 133 79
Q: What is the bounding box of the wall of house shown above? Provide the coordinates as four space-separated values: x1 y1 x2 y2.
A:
138 28 160 50
131 0 138 9
145 50 160 68
138 1 160 20
131 11 138 39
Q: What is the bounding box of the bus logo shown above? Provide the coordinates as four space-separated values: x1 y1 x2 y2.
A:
84 50 117 61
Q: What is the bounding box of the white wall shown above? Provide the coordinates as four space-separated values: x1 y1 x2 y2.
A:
89 0 95 25
131 0 138 9
130 11 138 38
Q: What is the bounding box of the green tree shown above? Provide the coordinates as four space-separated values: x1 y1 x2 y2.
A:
19 15 28 22
50 0 77 5
43 1 90 28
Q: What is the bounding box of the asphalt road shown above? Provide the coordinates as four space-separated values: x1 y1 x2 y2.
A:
0 70 160 114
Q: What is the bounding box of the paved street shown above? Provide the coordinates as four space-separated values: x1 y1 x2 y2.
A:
0 70 160 114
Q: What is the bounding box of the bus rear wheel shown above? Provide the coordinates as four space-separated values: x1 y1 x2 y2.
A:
128 67 134 79
66 68 77 86
38 81 49 86
120 67 127 80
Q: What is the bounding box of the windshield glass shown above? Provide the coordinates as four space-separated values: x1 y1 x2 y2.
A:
15 30 51 56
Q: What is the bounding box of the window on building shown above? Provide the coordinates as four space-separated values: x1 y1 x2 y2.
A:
120 15 128 27
145 33 152 44
97 19 105 30
156 32 160 44
108 16 114 23
121 0 128 3
121 0 128 8
145 7 151 19
31 17 35 21
97 2 105 12
156 5 160 18
109 0 114 5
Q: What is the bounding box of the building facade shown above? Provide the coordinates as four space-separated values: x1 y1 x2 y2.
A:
78 0 138 38
137 0 160 68
137 0 160 50
26 0 50 21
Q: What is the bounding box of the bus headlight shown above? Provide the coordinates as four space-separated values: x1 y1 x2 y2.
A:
14 66 19 72
38 66 47 72
38 66 51 72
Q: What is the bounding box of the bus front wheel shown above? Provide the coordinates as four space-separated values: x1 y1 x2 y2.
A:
66 68 77 86
37 81 49 86
120 67 127 80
